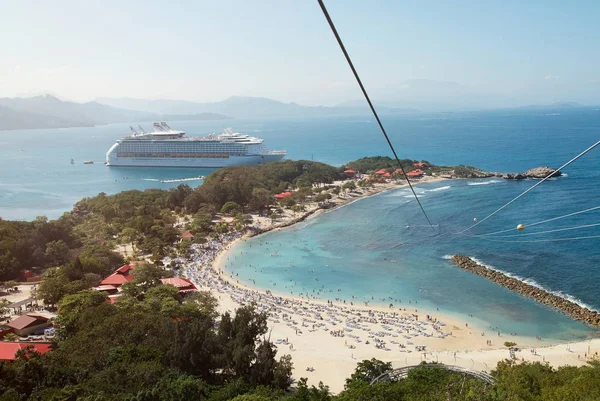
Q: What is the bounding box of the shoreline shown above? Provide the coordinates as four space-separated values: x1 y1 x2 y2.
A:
212 177 597 345
178 177 600 393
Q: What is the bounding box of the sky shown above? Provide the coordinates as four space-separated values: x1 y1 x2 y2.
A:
1 0 600 107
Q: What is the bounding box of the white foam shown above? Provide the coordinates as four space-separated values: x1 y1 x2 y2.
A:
467 180 501 186
441 255 453 260
141 178 160 182
468 256 599 312
428 185 451 192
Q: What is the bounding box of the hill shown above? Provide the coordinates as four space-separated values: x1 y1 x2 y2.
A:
0 95 230 131
0 104 83 130
96 95 419 119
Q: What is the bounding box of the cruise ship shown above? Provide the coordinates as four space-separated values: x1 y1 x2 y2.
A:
105 123 286 168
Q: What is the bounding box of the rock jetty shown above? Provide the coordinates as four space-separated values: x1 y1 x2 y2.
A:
502 166 562 180
451 166 561 180
451 255 600 328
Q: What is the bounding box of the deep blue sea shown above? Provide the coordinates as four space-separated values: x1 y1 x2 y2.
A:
2 108 599 341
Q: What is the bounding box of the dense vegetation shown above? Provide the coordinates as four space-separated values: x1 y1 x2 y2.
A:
2 158 599 400
0 215 124 282
0 157 490 283
0 160 341 281
344 156 419 172
345 156 489 178
3 317 600 401
0 276 294 400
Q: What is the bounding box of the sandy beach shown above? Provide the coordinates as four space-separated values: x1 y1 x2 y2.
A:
173 177 600 393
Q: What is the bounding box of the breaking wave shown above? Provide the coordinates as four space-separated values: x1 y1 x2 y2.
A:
428 185 451 192
467 180 501 186
467 256 599 313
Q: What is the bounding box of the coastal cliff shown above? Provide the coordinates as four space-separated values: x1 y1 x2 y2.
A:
451 255 600 328
449 166 561 180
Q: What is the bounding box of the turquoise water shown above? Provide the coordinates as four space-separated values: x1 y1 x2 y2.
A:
225 178 599 341
2 109 599 340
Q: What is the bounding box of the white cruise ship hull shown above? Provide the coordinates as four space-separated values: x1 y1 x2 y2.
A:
105 124 286 168
106 153 285 168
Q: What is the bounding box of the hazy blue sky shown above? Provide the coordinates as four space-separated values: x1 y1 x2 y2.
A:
2 0 599 106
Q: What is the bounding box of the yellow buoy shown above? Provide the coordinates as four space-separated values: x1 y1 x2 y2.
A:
473 217 478 222
517 224 525 231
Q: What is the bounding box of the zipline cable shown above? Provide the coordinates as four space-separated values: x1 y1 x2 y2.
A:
473 205 600 237
485 222 600 238
458 140 600 234
466 234 600 243
317 0 436 232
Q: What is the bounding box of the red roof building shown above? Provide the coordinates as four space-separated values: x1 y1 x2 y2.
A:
99 263 197 296
160 277 198 294
406 169 424 178
7 315 50 336
0 342 52 361
343 169 356 174
383 172 392 177
375 168 388 175
92 284 119 295
413 162 429 168
179 231 194 240
100 264 136 286
274 191 292 199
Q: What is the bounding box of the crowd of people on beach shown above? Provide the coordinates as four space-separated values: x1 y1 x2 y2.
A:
169 232 456 355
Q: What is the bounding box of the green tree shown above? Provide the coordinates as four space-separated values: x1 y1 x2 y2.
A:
3 332 19 342
121 227 141 255
291 204 305 216
342 181 356 192
249 188 273 212
345 358 392 388
221 201 242 215
44 240 70 266
37 268 69 306
56 290 108 337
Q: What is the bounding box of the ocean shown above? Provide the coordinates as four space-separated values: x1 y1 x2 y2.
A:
2 108 599 340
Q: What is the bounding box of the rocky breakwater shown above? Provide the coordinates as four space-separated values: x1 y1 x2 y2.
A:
451 255 600 328
502 166 562 180
451 166 561 180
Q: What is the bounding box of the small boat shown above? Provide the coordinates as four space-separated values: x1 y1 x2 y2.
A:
70 158 75 164
83 160 94 165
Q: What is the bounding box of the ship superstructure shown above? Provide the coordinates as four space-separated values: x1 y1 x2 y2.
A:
106 123 286 168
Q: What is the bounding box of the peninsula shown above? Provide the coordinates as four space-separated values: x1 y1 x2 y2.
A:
2 156 593 396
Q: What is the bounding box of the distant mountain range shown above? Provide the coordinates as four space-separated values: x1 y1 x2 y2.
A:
336 79 598 111
0 95 230 131
0 90 593 132
95 95 418 120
